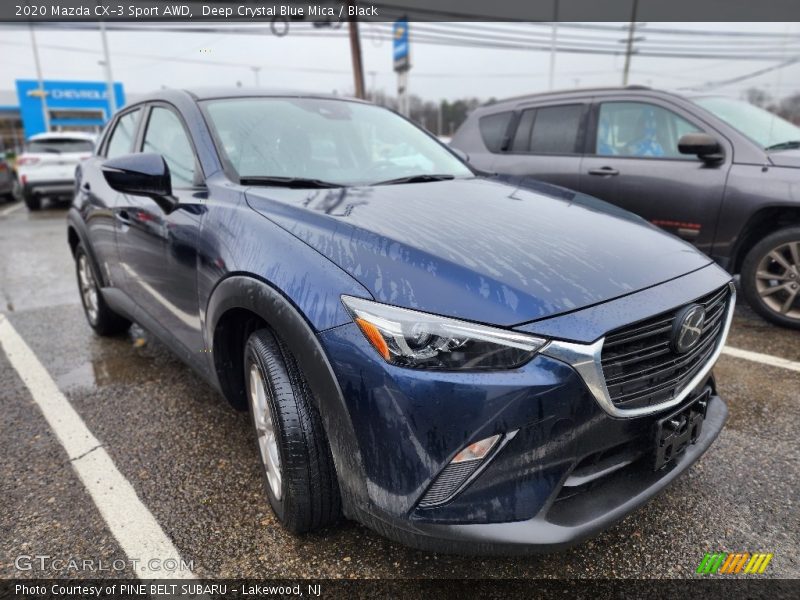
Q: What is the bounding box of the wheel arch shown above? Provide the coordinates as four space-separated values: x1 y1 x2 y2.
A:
729 205 800 274
205 274 369 513
66 208 108 287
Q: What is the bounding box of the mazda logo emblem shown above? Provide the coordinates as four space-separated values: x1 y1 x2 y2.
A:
671 305 706 354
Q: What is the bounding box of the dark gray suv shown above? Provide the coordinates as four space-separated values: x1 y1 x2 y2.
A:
452 87 800 329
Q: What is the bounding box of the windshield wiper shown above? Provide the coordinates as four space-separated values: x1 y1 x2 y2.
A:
239 176 342 188
765 140 800 151
372 174 456 186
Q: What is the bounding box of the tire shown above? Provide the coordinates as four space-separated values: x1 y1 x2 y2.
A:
244 328 341 533
740 227 800 329
74 244 132 336
23 190 41 211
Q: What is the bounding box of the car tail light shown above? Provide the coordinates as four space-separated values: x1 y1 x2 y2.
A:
0 163 7 171
17 156 40 166
21 174 27 185
79 154 92 161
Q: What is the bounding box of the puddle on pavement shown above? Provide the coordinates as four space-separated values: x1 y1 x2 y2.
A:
55 327 176 391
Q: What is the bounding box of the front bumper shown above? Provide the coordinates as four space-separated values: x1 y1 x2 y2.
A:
319 317 728 553
356 394 727 554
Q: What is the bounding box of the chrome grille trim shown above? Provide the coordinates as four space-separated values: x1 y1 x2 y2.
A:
541 282 736 418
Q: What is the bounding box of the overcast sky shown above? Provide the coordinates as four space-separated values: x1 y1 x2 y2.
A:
1 21 799 103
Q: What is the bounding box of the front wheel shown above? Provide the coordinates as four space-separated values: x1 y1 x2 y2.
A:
741 227 800 329
244 328 341 533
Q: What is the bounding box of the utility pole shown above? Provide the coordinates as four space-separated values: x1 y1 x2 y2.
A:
622 0 639 86
99 21 117 116
548 0 559 91
348 10 366 99
29 23 50 132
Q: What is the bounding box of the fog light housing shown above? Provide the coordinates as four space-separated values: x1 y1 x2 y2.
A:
418 434 502 508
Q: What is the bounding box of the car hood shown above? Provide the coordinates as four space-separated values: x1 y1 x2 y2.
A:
768 149 800 169
245 177 711 326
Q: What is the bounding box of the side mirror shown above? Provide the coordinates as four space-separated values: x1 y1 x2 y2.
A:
101 153 178 212
678 133 723 161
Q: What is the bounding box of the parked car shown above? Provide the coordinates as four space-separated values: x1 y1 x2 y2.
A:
0 154 14 201
452 87 800 329
16 132 95 210
68 89 734 554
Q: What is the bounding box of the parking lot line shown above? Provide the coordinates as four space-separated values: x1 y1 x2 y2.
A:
0 201 23 218
0 314 195 580
723 345 800 373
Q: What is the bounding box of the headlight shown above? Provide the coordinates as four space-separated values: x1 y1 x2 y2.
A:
341 296 547 370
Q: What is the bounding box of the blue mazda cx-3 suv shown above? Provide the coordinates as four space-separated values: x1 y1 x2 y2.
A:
67 89 735 553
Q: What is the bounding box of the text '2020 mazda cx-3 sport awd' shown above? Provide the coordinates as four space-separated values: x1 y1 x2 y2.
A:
67 89 735 553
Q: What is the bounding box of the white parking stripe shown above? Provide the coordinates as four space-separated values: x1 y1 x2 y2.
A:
0 201 24 218
0 314 195 580
723 345 800 373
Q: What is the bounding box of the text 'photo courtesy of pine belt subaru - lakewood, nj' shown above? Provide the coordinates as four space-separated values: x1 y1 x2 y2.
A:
67 88 735 554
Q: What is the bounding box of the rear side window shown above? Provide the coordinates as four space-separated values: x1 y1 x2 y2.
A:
512 104 584 154
478 112 513 153
105 109 141 158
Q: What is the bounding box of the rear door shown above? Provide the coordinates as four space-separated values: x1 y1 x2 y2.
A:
490 100 590 189
79 106 143 288
579 97 730 254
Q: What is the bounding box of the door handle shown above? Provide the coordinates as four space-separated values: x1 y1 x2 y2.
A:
588 167 620 177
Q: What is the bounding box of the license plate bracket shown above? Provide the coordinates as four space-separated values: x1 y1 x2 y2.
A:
653 389 710 471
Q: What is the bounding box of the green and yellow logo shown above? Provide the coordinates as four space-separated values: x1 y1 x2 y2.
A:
696 552 773 574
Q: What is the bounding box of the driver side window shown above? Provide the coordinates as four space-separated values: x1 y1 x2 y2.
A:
142 107 197 187
596 102 701 159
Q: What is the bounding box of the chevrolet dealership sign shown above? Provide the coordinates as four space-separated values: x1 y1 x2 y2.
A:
16 79 125 138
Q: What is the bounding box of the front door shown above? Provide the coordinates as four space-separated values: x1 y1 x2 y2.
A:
579 98 730 255
115 104 206 361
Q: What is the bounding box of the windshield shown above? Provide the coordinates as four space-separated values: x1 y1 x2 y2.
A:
203 97 472 186
25 138 94 154
693 96 800 149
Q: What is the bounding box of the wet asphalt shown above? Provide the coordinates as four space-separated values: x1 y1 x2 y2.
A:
0 202 798 579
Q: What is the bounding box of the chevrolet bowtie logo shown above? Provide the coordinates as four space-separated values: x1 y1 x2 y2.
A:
26 89 49 98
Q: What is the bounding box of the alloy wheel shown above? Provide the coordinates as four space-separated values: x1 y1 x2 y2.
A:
249 363 283 500
78 254 99 325
754 241 800 321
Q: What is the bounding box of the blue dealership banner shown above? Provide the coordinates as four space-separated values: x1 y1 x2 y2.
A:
15 80 125 138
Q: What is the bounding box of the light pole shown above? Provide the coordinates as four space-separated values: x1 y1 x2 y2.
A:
99 21 117 116
548 0 559 91
29 23 50 132
251 66 261 87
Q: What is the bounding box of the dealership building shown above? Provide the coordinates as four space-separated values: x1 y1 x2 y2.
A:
0 79 125 152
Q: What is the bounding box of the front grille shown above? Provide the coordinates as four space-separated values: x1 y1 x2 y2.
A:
601 286 730 410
